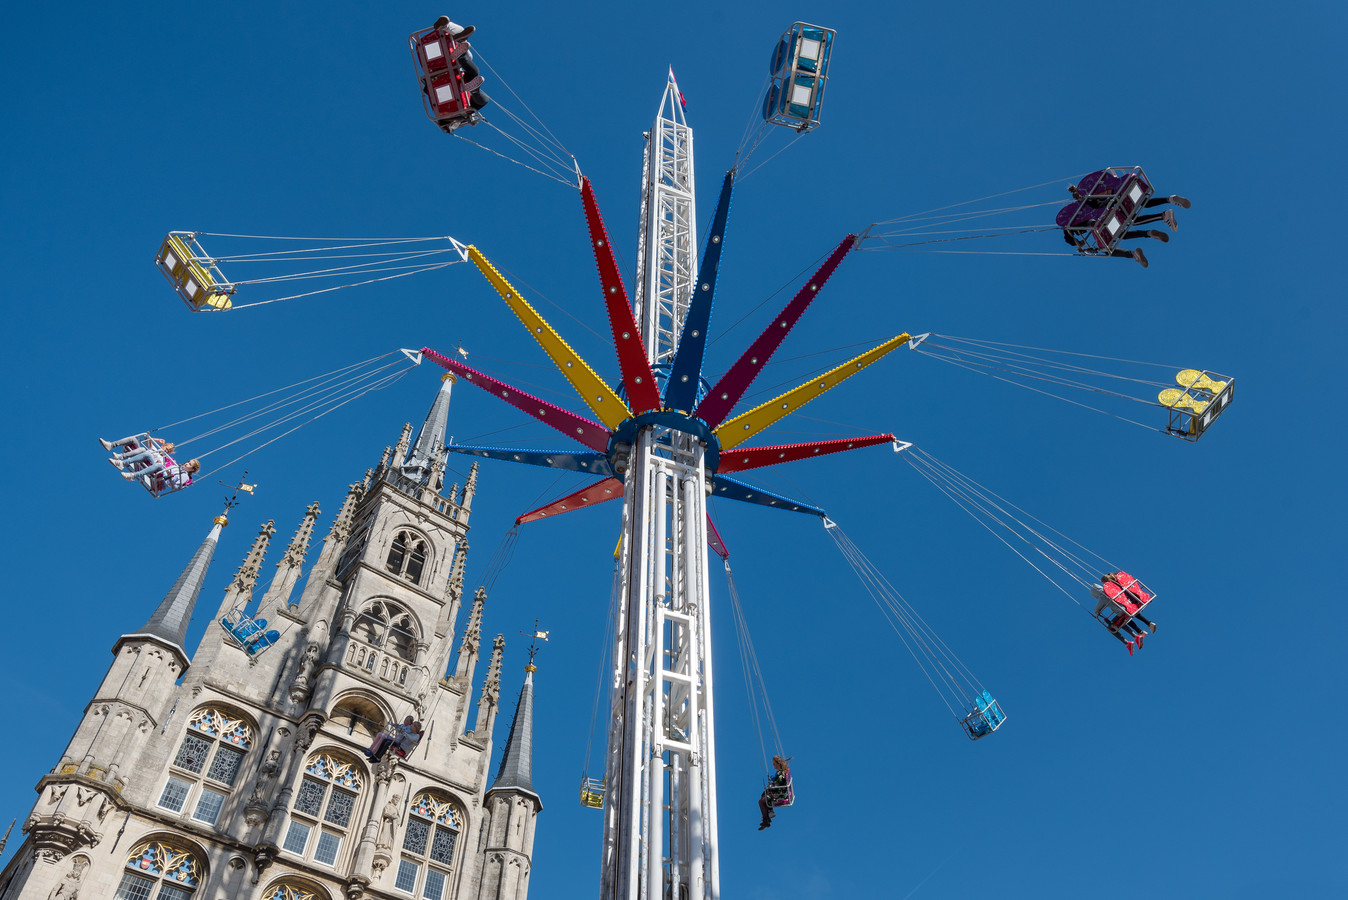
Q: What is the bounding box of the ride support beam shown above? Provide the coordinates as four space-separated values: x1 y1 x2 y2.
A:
694 234 856 428
516 477 623 524
716 433 896 473
421 347 614 452
465 246 632 429
582 178 663 415
716 333 910 450
665 171 735 412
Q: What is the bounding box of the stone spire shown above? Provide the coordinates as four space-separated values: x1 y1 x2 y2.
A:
214 519 275 621
392 424 414 470
473 634 505 735
461 461 480 512
402 372 456 488
454 587 486 679
490 661 538 798
260 501 319 611
129 514 227 660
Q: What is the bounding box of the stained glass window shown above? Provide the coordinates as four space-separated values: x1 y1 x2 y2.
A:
206 746 244 786
290 751 364 865
429 828 456 866
121 839 202 899
295 778 325 817
173 735 211 773
324 789 356 828
398 791 460 896
403 818 430 855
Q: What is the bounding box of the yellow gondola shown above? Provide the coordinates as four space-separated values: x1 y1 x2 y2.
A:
156 233 234 311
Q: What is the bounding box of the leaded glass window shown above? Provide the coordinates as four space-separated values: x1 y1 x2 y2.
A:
192 789 225 825
173 735 211 773
163 706 254 827
120 839 202 900
398 791 461 897
403 818 430 855
283 821 311 854
115 873 154 900
295 778 325 817
206 745 244 786
314 831 341 866
324 789 356 827
158 777 191 813
422 869 446 900
288 751 364 864
429 828 456 866
394 860 419 893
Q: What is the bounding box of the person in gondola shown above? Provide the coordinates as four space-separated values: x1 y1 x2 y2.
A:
432 15 491 111
101 433 176 469
367 716 414 763
758 755 793 830
1091 582 1147 654
393 720 425 758
1069 171 1191 216
1106 572 1156 633
125 455 200 489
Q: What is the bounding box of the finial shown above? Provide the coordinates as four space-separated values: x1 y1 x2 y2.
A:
521 619 548 671
215 471 257 526
441 372 457 384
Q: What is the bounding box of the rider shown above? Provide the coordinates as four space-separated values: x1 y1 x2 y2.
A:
758 755 793 830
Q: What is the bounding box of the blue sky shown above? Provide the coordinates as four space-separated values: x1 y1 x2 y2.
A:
2 2 1345 897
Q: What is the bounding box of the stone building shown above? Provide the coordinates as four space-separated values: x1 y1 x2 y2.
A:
0 375 542 900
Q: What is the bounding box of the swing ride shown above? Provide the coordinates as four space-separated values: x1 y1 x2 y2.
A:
105 14 1241 900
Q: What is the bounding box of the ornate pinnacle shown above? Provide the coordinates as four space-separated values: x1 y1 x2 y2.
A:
282 502 321 567
327 482 365 543
459 587 485 657
484 634 505 705
393 423 413 465
233 521 276 593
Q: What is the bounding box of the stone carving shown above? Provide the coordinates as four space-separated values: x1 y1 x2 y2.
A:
250 750 283 804
290 643 321 705
376 791 401 850
46 855 87 900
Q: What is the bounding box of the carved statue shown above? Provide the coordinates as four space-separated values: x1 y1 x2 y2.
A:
376 792 401 849
47 856 87 900
249 750 283 805
294 643 320 692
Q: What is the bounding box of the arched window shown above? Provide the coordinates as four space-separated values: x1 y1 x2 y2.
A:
330 695 386 741
386 531 429 585
261 879 328 900
394 792 462 899
115 838 203 900
283 750 364 868
157 708 253 826
352 600 418 662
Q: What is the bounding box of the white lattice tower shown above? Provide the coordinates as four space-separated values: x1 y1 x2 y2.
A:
600 74 720 900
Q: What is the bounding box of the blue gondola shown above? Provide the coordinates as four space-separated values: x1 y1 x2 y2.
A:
961 690 1006 740
220 609 281 657
762 22 836 132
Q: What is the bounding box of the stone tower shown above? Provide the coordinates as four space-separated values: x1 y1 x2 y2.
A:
0 373 541 900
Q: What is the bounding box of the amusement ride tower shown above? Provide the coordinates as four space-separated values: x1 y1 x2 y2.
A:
599 76 718 900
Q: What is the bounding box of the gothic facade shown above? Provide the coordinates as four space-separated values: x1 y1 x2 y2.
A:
0 375 542 900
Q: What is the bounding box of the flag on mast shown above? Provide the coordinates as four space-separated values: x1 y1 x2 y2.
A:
669 66 687 108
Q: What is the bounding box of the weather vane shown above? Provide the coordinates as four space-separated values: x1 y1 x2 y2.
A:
521 619 548 670
215 470 257 525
